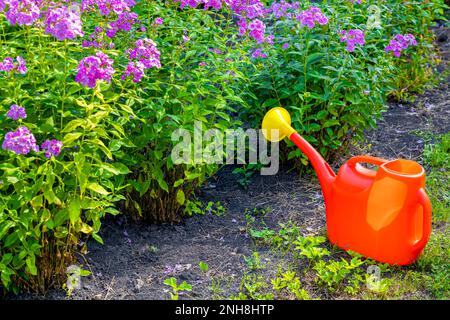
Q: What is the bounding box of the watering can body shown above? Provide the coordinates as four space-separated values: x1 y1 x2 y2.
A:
326 156 432 265
262 107 432 265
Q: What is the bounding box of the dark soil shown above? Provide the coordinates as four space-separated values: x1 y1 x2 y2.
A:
11 27 450 300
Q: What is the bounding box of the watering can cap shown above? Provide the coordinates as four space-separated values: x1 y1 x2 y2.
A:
262 107 296 142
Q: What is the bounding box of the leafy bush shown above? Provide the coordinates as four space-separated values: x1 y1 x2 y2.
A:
121 2 250 222
240 0 446 168
0 0 251 292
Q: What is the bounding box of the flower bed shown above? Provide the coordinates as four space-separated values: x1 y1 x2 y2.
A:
0 0 446 293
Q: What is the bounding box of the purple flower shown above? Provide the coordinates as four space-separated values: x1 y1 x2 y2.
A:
2 126 39 155
248 19 266 44
296 6 328 29
237 18 247 36
41 139 63 159
251 48 266 59
0 56 27 74
154 17 164 25
208 48 224 54
127 38 161 69
265 34 274 45
340 29 365 52
0 57 15 72
122 38 161 83
282 42 290 50
107 11 140 38
121 61 145 83
5 0 40 26
224 0 266 19
198 61 207 67
0 0 6 12
15 56 27 74
81 0 136 16
204 0 222 10
45 5 84 41
6 104 27 120
75 52 115 88
385 34 418 57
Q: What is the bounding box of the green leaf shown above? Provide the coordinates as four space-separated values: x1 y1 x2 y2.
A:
26 255 37 276
163 277 177 289
63 132 83 146
199 261 209 273
176 189 185 205
87 183 109 195
0 221 15 240
68 197 81 225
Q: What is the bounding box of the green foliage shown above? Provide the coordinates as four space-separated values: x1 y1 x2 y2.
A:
0 1 251 292
163 277 193 300
241 0 446 169
271 270 311 300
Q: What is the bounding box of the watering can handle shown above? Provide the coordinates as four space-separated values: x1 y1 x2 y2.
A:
413 188 432 252
347 155 387 177
347 155 387 167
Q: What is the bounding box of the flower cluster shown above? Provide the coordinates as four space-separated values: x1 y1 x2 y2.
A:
269 1 300 19
224 0 266 19
81 0 136 16
6 104 27 120
2 126 39 155
75 51 115 88
122 38 161 82
45 5 84 41
41 139 63 159
340 29 365 52
385 34 418 57
248 19 266 44
106 11 140 38
154 17 163 25
0 56 27 74
82 27 113 49
5 0 41 26
251 48 266 59
296 6 328 29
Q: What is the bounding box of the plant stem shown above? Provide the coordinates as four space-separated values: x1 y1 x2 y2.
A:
61 40 68 131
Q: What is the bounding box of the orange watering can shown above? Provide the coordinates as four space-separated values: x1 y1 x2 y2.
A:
262 107 432 265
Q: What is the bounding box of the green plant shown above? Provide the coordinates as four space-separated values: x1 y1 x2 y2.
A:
313 257 365 291
199 261 209 273
293 236 330 261
163 277 193 300
0 0 252 293
241 0 446 171
233 163 263 189
244 252 266 271
271 270 311 300
239 273 274 300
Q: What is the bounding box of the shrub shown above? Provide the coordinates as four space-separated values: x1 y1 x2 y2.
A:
239 0 446 168
0 0 251 292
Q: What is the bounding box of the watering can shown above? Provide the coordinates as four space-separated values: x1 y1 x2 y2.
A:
262 107 432 265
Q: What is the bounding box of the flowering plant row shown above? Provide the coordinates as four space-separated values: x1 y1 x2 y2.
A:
0 0 446 293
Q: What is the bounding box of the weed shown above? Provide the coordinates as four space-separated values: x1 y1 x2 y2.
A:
163 277 192 300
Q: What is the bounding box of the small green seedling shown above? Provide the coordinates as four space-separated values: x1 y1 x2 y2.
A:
199 261 209 273
163 277 192 300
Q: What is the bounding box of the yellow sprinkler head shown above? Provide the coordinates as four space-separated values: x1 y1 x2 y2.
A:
261 107 296 142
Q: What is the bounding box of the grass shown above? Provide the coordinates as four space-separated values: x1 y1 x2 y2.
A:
224 132 449 300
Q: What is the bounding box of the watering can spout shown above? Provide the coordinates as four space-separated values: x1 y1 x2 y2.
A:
262 107 336 201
